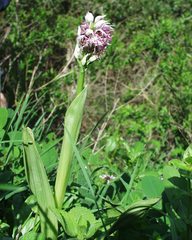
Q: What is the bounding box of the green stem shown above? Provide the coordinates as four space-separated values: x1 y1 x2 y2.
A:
121 159 140 204
76 61 85 95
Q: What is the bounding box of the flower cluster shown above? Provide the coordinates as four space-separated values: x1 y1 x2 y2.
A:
100 174 115 184
74 12 113 65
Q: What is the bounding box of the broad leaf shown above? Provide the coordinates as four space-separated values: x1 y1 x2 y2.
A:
141 175 164 198
183 145 192 160
22 127 57 239
20 231 45 240
55 87 87 208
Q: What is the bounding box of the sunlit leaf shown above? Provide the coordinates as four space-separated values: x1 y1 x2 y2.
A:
141 175 164 198
22 127 57 239
0 108 8 130
55 87 87 208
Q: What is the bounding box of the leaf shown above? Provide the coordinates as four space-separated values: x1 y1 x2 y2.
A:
58 206 98 239
141 175 164 198
77 216 88 240
170 159 192 171
0 129 5 140
105 137 117 152
20 231 45 240
163 166 180 180
129 142 145 161
69 206 96 224
86 222 101 239
22 127 57 239
183 145 192 160
163 165 180 187
55 87 87 208
39 141 58 173
107 198 160 236
60 211 77 237
184 157 192 165
0 108 8 130
8 131 22 144
21 217 38 236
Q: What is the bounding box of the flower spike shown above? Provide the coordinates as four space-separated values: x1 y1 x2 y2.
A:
74 12 113 65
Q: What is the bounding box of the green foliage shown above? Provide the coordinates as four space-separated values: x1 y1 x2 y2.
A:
0 108 8 130
1 0 192 239
170 145 192 171
141 176 164 198
20 232 45 240
55 87 87 208
56 206 100 239
23 127 58 239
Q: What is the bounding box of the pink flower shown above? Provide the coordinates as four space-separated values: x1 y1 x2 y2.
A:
74 12 113 65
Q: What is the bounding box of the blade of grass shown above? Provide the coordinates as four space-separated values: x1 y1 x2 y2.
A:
65 128 108 235
5 94 30 165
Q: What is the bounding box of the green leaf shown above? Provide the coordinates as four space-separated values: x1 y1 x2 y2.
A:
108 198 160 236
141 175 164 198
39 140 58 173
0 108 8 130
163 166 180 180
129 142 145 161
77 216 88 240
55 87 87 208
86 223 101 239
20 232 45 240
0 129 5 140
183 145 192 160
22 127 57 239
69 206 96 224
61 211 77 237
184 157 192 165
163 165 180 187
170 159 192 171
105 137 117 152
57 206 98 239
69 206 98 239
21 217 38 236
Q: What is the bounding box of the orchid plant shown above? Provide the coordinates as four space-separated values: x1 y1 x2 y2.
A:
22 12 113 239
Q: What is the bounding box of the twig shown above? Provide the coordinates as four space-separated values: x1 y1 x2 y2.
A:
34 54 74 92
93 99 119 152
28 53 43 94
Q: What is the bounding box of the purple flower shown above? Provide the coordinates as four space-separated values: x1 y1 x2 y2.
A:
74 12 113 65
100 174 115 184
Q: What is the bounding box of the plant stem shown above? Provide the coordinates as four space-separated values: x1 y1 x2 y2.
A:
121 159 140 204
76 61 85 95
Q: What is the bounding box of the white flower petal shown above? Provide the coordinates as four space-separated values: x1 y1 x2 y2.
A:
95 15 105 23
81 54 89 65
95 19 107 28
74 44 82 59
77 26 81 36
88 55 98 63
85 29 93 36
85 12 94 23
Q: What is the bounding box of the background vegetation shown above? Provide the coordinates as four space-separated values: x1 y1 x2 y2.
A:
1 0 192 239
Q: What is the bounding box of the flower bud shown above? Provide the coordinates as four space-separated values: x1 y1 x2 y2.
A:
85 12 94 23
